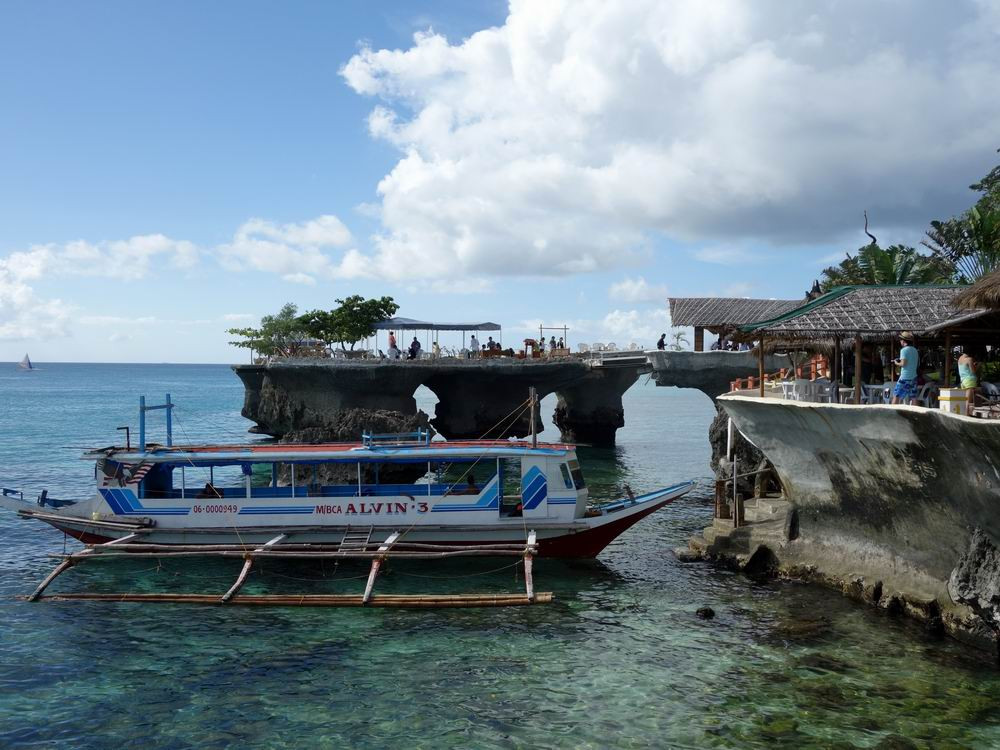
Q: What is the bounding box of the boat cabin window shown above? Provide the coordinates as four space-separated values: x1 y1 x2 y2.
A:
499 458 523 516
566 459 586 490
559 463 574 490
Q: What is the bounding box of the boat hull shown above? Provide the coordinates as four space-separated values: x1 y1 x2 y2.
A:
41 484 692 558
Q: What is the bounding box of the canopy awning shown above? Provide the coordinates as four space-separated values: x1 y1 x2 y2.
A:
373 317 501 332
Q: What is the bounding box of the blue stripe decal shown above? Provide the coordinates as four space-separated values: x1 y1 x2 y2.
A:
431 478 499 512
521 467 547 511
100 488 191 516
548 498 576 505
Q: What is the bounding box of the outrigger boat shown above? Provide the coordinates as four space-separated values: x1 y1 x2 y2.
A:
2 394 694 607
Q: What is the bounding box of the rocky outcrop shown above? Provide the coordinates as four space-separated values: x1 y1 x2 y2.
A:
552 367 636 446
707 404 770 497
949 528 1000 635
694 395 1000 659
233 359 646 445
646 350 791 400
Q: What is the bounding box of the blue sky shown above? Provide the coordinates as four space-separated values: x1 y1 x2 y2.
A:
1 1 998 362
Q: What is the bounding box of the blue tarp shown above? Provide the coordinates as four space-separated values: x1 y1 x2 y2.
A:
373 317 501 332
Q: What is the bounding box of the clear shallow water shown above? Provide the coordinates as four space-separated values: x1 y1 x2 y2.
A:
1 364 1000 748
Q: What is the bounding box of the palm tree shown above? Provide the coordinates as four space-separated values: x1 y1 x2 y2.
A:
923 206 1000 282
820 243 954 291
670 331 690 351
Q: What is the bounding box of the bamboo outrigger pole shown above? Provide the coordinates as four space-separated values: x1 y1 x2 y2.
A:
26 532 550 609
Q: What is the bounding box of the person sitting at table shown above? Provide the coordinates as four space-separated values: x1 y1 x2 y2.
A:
407 337 422 359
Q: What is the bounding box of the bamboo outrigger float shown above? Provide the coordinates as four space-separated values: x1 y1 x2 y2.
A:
4 392 694 607
26 530 548 608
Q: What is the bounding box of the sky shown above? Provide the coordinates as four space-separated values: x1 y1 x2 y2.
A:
1 0 999 363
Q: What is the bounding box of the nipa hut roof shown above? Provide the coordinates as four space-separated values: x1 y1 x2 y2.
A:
741 285 989 339
668 297 801 328
953 270 1000 310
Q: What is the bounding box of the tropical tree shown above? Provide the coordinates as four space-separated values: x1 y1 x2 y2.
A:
670 331 690 351
819 243 953 291
227 303 311 358
922 151 1000 282
298 295 399 351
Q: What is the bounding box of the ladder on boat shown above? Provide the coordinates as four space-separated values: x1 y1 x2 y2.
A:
339 526 374 552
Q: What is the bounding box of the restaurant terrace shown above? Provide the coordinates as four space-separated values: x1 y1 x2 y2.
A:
734 285 1000 407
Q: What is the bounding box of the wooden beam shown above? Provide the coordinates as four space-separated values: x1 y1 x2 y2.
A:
833 337 841 382
944 330 952 387
32 592 555 607
28 532 142 602
854 335 863 404
221 533 286 603
694 326 705 352
758 336 765 397
524 530 537 602
27 560 74 602
363 530 402 604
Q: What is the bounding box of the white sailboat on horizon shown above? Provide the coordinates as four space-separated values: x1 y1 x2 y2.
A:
18 354 34 371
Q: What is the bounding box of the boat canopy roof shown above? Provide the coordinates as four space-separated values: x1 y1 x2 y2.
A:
83 440 574 465
372 317 501 332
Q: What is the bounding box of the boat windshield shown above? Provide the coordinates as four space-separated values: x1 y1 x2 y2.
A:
566 459 586 490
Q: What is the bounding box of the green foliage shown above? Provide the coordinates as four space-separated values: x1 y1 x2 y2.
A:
922 150 1000 282
227 296 399 357
819 243 953 291
227 303 310 358
298 295 399 350
670 331 689 351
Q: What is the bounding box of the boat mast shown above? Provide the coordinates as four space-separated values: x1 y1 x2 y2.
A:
529 386 538 448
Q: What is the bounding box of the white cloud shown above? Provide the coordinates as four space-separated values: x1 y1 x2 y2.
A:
0 254 69 340
692 245 765 265
222 313 256 322
342 0 1000 279
609 276 668 304
0 236 198 339
217 216 369 284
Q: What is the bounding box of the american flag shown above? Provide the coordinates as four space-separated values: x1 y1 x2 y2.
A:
126 462 154 485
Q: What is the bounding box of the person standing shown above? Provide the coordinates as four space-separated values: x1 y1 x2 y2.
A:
891 332 919 405
469 334 479 357
959 348 979 414
388 331 396 350
656 333 666 350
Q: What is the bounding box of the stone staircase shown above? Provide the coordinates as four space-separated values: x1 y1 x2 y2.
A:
685 496 795 566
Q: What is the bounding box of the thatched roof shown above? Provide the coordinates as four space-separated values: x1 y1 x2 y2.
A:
954 271 999 310
741 285 990 339
669 297 801 328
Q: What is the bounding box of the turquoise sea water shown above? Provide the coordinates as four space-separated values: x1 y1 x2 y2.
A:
2 363 1000 749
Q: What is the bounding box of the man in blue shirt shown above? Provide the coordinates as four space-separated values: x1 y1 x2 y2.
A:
892 332 919 405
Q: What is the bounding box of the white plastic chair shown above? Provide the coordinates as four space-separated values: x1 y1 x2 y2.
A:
606 342 618 352
593 343 605 352
792 379 814 402
628 342 641 351
578 343 590 353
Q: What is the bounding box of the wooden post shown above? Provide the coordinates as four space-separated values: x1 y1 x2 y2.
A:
833 338 841 382
221 533 286 603
694 326 705 352
854 335 863 404
944 330 952 387
27 560 74 602
758 336 765 397
890 338 897 381
524 530 537 602
363 530 401 604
